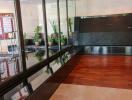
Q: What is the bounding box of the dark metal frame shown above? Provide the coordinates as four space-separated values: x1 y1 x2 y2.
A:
66 0 70 44
14 0 26 71
57 0 62 51
0 0 72 98
42 0 53 74
14 0 33 93
0 46 72 97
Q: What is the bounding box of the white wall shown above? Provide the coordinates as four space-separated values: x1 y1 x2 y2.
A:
21 3 40 38
46 2 58 35
0 2 16 52
0 1 15 13
0 1 75 38
76 0 132 16
38 5 45 33
0 1 41 52
45 1 75 35
0 1 40 39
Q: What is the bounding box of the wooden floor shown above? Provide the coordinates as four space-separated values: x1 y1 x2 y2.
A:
27 55 132 100
63 55 132 89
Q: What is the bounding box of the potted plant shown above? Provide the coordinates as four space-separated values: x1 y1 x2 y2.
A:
35 50 45 61
50 20 58 34
24 32 28 45
68 18 73 35
61 35 67 46
68 18 74 44
33 26 42 46
48 20 59 46
48 36 54 46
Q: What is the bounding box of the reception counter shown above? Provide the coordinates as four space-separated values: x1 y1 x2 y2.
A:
79 46 132 55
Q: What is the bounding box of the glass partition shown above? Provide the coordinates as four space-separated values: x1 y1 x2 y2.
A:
20 0 54 93
0 0 74 99
28 66 51 91
4 83 29 100
0 0 22 83
20 0 46 68
60 0 68 48
45 0 62 73
46 0 60 57
68 0 75 44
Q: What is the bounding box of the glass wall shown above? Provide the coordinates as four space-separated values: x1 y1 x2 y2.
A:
20 0 46 68
46 0 61 72
60 0 68 48
0 0 22 83
46 0 60 57
20 0 51 93
0 0 28 99
68 0 76 45
0 0 73 99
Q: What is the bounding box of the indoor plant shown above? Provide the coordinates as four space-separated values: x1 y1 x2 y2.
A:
35 50 45 61
61 35 67 46
48 20 59 46
50 20 58 34
33 26 42 46
68 18 74 44
24 32 28 45
68 18 73 35
48 36 54 46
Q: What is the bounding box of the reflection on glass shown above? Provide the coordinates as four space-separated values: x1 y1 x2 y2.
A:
28 66 51 91
11 86 29 100
50 58 61 72
68 0 75 44
60 0 68 48
4 83 29 100
46 0 60 57
0 0 22 83
46 0 63 72
20 0 46 68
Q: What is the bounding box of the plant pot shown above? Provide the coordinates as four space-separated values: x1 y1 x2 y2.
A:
48 42 53 46
69 32 74 37
61 42 65 46
35 42 39 46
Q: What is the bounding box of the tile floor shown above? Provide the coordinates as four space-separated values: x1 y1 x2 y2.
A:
50 84 132 100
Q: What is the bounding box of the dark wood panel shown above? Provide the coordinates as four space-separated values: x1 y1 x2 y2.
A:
79 13 132 32
63 55 132 89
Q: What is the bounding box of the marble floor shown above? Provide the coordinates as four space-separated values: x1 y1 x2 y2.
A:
50 84 132 100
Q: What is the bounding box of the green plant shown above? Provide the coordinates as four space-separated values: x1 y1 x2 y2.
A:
50 20 58 33
24 32 28 45
68 18 73 33
24 32 27 39
48 36 56 46
62 53 69 63
55 53 69 64
48 33 67 46
33 26 42 43
61 35 67 45
35 50 45 61
48 37 54 43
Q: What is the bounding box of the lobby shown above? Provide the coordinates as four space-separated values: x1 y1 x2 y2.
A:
0 0 132 100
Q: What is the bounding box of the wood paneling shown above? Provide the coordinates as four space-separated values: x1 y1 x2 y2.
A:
78 14 132 32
